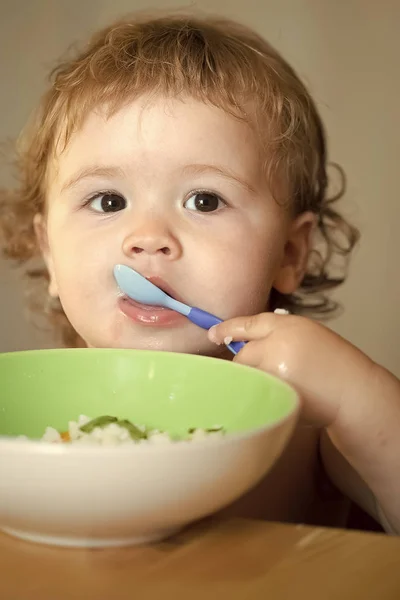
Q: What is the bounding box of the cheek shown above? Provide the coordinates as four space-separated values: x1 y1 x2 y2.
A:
228 248 277 313
199 225 284 317
47 219 114 299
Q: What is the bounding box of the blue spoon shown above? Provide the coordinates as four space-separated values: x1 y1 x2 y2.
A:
113 264 245 356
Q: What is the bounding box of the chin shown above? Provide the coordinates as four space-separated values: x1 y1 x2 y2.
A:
84 334 226 358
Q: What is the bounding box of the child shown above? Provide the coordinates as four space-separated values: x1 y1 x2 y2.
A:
1 13 399 533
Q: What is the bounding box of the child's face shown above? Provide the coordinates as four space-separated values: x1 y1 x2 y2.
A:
37 95 311 354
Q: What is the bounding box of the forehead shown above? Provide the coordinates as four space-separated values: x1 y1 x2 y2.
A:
49 95 263 186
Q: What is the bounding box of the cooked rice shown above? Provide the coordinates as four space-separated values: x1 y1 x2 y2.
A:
38 415 224 446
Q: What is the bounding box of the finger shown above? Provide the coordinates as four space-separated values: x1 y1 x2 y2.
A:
208 312 285 345
232 338 266 369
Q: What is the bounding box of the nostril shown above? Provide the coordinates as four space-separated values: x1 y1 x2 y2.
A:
129 246 171 255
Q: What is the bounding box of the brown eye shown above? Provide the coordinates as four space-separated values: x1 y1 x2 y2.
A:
184 192 225 213
90 193 127 213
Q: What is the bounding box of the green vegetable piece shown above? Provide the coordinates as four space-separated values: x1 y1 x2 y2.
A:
117 419 148 441
188 426 224 435
79 415 118 433
206 426 224 433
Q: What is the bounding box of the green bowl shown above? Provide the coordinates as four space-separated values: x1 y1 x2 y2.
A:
0 348 299 547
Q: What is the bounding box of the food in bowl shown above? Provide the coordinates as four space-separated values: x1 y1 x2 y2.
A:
29 415 226 445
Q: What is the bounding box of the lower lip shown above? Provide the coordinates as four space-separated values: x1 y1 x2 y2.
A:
118 297 187 327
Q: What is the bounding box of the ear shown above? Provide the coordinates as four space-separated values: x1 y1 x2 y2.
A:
273 211 316 295
33 214 59 298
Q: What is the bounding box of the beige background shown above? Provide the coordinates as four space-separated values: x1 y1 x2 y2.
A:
0 0 399 376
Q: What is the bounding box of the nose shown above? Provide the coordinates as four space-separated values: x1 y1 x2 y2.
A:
122 219 182 261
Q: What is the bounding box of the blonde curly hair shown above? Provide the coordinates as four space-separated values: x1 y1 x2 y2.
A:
0 12 359 348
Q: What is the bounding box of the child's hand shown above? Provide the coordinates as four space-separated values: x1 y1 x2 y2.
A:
208 313 372 429
209 312 400 533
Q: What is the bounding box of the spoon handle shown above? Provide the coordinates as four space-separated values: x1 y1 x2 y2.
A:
188 308 245 355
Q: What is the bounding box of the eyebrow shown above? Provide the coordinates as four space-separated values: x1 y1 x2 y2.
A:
60 165 126 194
182 164 257 195
60 162 257 195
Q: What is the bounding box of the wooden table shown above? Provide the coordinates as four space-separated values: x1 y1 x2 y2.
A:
1 518 400 599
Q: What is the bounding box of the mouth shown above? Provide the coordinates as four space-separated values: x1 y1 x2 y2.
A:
118 296 187 326
117 273 188 327
121 296 166 311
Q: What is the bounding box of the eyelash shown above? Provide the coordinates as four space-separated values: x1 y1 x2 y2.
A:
81 190 118 208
